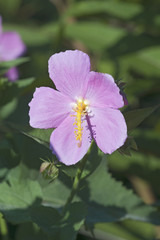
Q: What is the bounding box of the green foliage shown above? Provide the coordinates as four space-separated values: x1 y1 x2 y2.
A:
0 166 42 223
0 139 20 178
66 22 126 52
31 202 86 240
16 223 47 240
66 1 143 20
21 128 53 149
4 23 58 46
0 0 160 239
124 105 160 132
94 221 155 240
0 77 34 108
0 58 29 75
80 160 160 226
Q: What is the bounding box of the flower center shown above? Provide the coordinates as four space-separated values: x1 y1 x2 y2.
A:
72 98 89 148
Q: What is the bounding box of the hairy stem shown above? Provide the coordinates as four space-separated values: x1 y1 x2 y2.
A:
62 156 87 214
0 213 9 240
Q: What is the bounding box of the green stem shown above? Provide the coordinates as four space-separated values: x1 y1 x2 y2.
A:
54 19 66 51
0 213 9 240
62 156 88 214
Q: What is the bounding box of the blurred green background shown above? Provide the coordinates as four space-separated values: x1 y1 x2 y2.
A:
0 0 160 239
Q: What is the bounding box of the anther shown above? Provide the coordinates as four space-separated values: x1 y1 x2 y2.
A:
71 97 89 147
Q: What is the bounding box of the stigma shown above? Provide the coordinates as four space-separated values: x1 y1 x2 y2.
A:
71 98 89 147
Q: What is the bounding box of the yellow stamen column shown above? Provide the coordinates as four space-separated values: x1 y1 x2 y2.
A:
72 98 89 147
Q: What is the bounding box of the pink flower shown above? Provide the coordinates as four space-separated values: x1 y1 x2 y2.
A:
0 16 26 81
29 50 127 165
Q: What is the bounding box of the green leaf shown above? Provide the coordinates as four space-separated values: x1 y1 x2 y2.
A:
4 23 58 46
118 136 138 156
108 34 160 59
41 172 71 208
0 58 29 75
138 46 160 69
133 129 160 157
16 223 47 240
0 166 42 223
108 148 160 180
0 98 18 119
120 48 160 78
5 125 53 150
66 21 126 52
13 133 53 176
80 160 160 225
124 105 159 132
0 140 20 178
66 1 142 20
21 128 53 149
93 220 155 240
31 202 86 240
0 77 35 107
15 77 35 88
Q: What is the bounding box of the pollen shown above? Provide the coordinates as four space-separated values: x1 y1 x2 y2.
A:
72 98 89 147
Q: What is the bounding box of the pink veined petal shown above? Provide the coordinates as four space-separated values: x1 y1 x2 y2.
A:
50 115 92 165
5 67 19 81
48 50 90 99
85 72 124 109
0 32 26 61
29 87 72 129
104 73 115 83
90 107 127 154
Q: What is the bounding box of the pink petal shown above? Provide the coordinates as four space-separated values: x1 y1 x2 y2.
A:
0 32 26 61
6 67 19 81
29 87 72 129
90 107 127 154
85 72 124 109
104 73 115 83
50 115 92 165
48 50 90 99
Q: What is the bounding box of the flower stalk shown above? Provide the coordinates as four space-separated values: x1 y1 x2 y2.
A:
0 213 9 240
62 155 88 214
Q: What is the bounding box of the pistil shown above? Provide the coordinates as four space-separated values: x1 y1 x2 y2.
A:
72 98 89 147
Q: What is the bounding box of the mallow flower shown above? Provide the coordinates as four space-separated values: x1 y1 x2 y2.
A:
29 50 127 165
0 16 26 81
